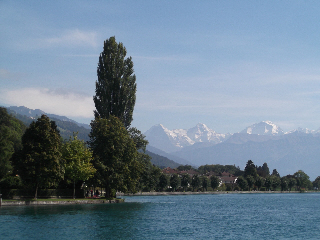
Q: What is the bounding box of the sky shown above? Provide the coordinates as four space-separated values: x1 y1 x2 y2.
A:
2 1 320 134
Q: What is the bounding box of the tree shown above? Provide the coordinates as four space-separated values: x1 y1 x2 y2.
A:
170 174 180 191
201 176 209 191
236 176 248 191
280 177 288 191
0 108 26 185
256 162 270 178
288 177 296 191
93 36 136 129
271 169 280 178
89 116 141 198
62 134 96 199
244 160 257 177
210 175 220 190
255 176 264 191
293 170 310 191
191 175 201 191
313 176 320 190
158 173 169 191
246 175 255 191
181 173 191 191
265 176 272 191
270 175 280 190
13 115 63 199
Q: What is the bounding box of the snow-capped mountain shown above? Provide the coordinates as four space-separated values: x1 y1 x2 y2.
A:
144 123 230 153
240 121 284 135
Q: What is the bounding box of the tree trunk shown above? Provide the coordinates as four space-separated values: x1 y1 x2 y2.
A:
34 183 38 199
73 180 75 199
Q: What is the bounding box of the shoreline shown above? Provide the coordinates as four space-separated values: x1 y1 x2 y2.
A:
1 198 124 206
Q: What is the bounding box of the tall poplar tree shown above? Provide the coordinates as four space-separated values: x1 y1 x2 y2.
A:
94 36 136 129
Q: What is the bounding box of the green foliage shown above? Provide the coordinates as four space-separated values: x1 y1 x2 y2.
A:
158 173 169 191
0 107 26 183
177 165 194 171
62 133 96 198
280 177 288 191
288 177 296 191
246 175 255 190
94 36 136 129
13 115 63 199
89 116 141 197
313 176 320 190
255 176 264 190
270 175 280 190
210 175 220 190
198 164 242 176
170 174 180 191
201 176 209 191
271 169 280 178
191 174 201 191
244 160 257 178
293 170 310 191
256 162 270 178
128 127 148 152
236 176 248 190
265 176 272 191
181 173 191 191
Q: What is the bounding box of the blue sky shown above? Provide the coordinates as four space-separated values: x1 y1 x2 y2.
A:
2 0 320 133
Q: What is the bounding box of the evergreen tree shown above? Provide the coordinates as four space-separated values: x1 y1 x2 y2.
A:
13 115 63 199
244 160 257 177
93 36 136 129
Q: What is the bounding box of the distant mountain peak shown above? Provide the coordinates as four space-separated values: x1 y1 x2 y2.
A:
240 121 284 135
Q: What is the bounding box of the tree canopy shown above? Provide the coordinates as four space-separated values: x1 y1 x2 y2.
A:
13 115 63 199
93 36 136 129
89 116 141 198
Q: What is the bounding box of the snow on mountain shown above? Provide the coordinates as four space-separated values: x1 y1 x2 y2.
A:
144 123 229 153
240 121 284 135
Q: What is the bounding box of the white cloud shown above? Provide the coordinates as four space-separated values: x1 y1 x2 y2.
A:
0 87 94 118
44 29 98 48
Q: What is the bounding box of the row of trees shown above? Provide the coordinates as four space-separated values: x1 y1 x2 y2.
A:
235 160 313 191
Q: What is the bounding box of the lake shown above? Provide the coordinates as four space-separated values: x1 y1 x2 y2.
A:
1 193 320 239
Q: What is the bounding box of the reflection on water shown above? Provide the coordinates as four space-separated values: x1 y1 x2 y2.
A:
1 193 320 239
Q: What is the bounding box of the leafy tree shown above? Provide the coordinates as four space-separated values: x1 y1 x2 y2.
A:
210 175 220 190
280 177 288 191
89 116 141 198
170 174 180 191
177 165 194 171
201 176 209 191
288 177 296 191
265 176 273 191
158 173 169 191
0 108 26 184
62 134 96 199
13 115 63 199
198 164 242 176
255 176 264 191
246 175 255 191
244 160 257 177
236 176 248 191
191 174 201 191
181 173 191 191
293 170 310 191
270 175 280 190
93 36 136 129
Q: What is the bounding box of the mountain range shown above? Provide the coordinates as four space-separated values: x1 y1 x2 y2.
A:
144 121 320 180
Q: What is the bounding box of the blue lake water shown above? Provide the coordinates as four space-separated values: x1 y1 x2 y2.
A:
1 193 320 239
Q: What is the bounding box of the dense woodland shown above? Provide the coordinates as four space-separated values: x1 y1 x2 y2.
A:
1 36 319 199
